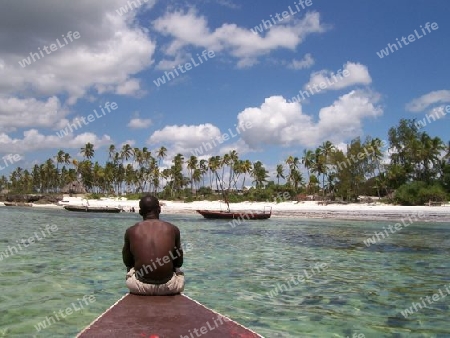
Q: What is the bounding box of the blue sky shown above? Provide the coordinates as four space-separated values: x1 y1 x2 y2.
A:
0 0 449 177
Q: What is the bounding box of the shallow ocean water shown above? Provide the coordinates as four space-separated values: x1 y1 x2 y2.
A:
0 207 449 337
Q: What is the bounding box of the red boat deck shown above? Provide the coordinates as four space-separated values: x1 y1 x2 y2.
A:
77 293 263 338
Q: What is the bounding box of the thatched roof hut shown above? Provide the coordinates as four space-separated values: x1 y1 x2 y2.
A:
61 181 87 195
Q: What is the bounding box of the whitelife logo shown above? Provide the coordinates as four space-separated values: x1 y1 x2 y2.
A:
116 0 152 16
18 31 81 68
153 50 215 87
250 0 313 35
377 22 438 59
0 154 22 171
56 102 118 138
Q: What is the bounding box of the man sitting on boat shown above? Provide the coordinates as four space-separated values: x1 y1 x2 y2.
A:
122 195 185 295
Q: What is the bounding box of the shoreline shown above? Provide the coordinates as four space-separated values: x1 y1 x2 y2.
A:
1 198 449 222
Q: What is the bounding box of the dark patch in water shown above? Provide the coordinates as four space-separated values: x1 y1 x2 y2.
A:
300 296 323 305
386 315 412 328
329 297 347 306
364 243 439 254
310 315 323 322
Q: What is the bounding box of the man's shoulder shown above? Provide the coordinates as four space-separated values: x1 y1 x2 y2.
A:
155 219 180 233
158 219 179 230
126 219 179 232
125 222 141 233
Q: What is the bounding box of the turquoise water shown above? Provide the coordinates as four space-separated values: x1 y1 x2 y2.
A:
0 207 449 337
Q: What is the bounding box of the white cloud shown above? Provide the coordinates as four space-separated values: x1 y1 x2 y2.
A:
0 130 112 155
153 9 326 67
156 53 191 71
304 62 372 92
0 96 68 132
406 90 450 112
116 78 144 96
288 53 314 70
218 139 252 156
147 123 252 158
237 91 382 149
148 123 221 150
128 118 152 129
0 1 156 104
119 140 136 148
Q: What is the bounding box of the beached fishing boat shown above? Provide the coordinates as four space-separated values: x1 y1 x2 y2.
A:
196 172 272 220
63 205 122 213
3 201 33 207
196 208 272 219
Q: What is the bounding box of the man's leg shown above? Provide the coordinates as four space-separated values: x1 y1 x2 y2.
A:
125 268 159 295
167 269 185 294
125 269 184 295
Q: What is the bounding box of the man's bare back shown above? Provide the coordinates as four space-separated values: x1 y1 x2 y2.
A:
123 196 183 286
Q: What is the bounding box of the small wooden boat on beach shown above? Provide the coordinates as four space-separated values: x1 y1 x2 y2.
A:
63 205 122 213
197 172 272 220
77 293 262 337
196 208 272 220
3 201 33 207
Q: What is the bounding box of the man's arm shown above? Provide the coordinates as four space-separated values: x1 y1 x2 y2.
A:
173 226 183 268
122 229 134 271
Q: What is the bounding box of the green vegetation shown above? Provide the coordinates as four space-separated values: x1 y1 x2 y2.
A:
1 119 449 205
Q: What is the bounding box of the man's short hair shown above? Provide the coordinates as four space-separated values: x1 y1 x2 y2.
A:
139 195 160 213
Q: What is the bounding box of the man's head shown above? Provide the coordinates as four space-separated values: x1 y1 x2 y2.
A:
139 195 161 218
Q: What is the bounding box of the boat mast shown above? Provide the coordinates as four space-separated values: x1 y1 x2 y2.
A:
215 171 230 212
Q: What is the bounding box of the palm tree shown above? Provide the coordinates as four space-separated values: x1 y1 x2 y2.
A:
92 162 104 193
276 164 285 186
187 155 198 192
171 153 185 196
192 168 202 192
318 141 335 197
285 156 300 187
221 154 230 190
445 141 450 164
367 138 384 197
55 149 65 191
81 142 95 160
208 156 221 191
240 159 252 191
199 159 208 188
157 146 167 167
108 144 116 161
251 161 268 189
289 168 303 193
311 148 326 197
63 152 71 166
121 144 133 163
302 149 314 184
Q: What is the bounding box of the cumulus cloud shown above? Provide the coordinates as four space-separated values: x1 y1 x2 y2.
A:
218 139 252 156
237 92 382 149
0 96 68 132
128 118 152 129
0 130 112 155
288 53 315 70
116 79 144 96
406 90 450 112
304 62 372 92
0 1 156 104
148 123 221 149
153 9 326 68
119 140 136 148
147 123 252 158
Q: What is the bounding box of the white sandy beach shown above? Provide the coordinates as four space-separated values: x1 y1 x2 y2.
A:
2 197 449 221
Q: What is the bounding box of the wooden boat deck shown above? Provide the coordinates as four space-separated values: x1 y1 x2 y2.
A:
77 293 262 338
